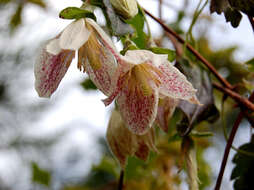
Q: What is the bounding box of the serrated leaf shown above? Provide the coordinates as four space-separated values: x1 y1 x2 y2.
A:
177 59 219 130
80 78 97 90
59 7 96 20
149 47 176 62
31 162 51 187
224 8 242 28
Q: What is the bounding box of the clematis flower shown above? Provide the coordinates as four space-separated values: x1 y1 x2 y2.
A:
107 109 156 168
35 18 118 98
103 50 200 135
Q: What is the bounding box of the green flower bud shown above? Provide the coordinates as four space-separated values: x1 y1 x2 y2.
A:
110 0 138 19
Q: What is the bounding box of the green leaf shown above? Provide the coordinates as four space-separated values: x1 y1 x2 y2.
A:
224 8 242 28
149 47 176 62
31 162 51 187
168 133 181 142
85 156 118 188
59 7 96 20
126 9 147 49
80 78 97 90
231 135 254 190
9 5 23 31
246 58 254 72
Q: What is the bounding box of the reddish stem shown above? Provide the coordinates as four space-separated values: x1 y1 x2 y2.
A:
214 92 254 190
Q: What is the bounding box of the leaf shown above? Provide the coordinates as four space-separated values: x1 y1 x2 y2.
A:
177 59 219 132
231 135 254 190
84 156 118 188
149 47 176 62
228 0 254 17
210 0 230 14
224 8 242 28
31 162 51 187
9 5 23 31
210 0 242 28
59 7 96 20
91 0 133 36
126 9 147 49
80 78 97 90
246 58 254 72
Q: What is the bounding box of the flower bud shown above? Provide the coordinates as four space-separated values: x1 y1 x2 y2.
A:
110 0 138 19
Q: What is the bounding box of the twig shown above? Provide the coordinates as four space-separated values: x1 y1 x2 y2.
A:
248 15 254 33
214 92 254 190
213 83 254 112
144 9 233 90
118 170 124 190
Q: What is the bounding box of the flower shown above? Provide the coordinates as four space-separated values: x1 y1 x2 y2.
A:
110 0 138 19
35 18 118 98
106 109 156 168
103 50 200 135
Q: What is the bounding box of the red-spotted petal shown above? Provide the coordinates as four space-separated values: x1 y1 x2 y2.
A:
85 45 118 96
158 62 199 104
34 43 75 98
116 84 159 135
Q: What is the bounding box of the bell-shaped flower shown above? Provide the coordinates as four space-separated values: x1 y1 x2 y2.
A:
103 50 200 135
106 109 156 168
35 18 118 98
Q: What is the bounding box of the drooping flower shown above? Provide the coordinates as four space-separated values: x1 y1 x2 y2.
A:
35 18 118 98
103 50 200 135
106 109 156 168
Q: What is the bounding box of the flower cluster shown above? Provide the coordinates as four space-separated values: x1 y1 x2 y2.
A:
35 16 199 167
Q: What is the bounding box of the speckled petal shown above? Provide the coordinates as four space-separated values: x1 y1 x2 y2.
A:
107 110 156 168
34 43 75 98
158 62 199 104
85 44 119 96
60 19 91 50
156 97 178 133
116 84 159 135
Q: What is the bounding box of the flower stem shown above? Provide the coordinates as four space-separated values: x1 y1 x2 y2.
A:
143 9 233 90
118 170 124 190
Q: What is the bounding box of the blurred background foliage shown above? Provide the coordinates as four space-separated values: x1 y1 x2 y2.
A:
0 0 253 190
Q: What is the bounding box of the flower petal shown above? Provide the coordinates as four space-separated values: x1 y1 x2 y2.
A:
46 37 62 55
116 83 159 135
158 62 199 104
156 97 178 133
107 110 156 168
85 43 119 96
124 50 168 67
34 42 75 98
60 19 91 50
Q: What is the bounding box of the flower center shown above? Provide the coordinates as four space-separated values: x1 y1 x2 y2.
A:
78 23 106 71
123 62 162 96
